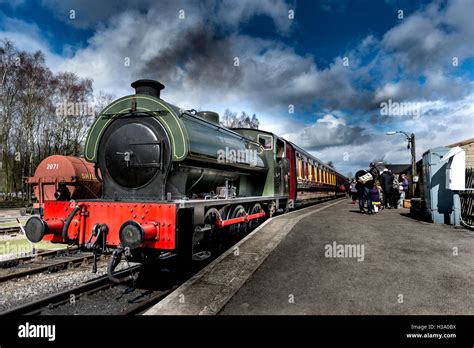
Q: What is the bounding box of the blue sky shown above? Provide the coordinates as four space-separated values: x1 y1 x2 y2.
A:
0 1 92 54
1 0 473 176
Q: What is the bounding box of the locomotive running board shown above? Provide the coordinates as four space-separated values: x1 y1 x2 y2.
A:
175 195 286 225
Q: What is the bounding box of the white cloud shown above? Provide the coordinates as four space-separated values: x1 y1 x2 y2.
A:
41 0 293 33
0 16 64 68
214 0 293 34
284 113 367 151
382 0 474 73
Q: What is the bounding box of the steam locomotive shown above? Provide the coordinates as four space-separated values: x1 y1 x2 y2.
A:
25 80 346 280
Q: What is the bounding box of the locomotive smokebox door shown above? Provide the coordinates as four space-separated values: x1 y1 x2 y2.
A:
98 116 172 200
104 121 162 188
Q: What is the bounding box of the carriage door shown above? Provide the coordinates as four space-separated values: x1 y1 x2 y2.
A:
275 138 288 196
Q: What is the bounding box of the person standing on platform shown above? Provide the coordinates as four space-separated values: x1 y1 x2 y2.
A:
350 179 358 204
370 183 382 213
380 169 394 209
343 178 350 198
398 174 409 208
355 163 379 214
392 174 400 208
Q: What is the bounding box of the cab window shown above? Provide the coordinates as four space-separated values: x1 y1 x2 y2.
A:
257 134 273 150
275 138 285 159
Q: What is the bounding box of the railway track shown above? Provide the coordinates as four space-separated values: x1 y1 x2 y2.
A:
0 247 76 268
1 265 174 315
0 226 22 235
0 248 99 282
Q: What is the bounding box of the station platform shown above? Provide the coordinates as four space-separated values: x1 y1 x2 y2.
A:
145 198 474 315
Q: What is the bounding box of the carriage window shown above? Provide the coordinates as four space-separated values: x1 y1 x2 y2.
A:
257 134 273 150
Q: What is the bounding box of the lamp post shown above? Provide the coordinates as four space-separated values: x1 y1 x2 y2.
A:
386 131 417 198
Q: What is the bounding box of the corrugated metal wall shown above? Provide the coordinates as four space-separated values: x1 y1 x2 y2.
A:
461 168 474 227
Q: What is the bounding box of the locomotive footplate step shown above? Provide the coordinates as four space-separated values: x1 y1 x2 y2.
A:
192 251 211 261
145 199 474 315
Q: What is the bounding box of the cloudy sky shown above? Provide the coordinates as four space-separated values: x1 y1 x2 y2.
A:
1 0 473 176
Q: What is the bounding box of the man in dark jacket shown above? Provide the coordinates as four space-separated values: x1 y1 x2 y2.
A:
355 162 379 214
380 169 394 208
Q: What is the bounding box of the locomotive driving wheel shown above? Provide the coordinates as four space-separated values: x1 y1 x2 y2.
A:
205 208 222 254
227 204 248 237
248 203 263 231
204 208 220 226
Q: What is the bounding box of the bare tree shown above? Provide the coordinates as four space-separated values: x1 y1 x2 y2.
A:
220 108 259 129
0 40 99 201
14 50 55 196
372 157 386 165
93 91 116 115
220 109 238 128
0 40 22 198
49 72 93 156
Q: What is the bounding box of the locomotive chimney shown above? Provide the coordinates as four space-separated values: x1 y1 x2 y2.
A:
131 79 165 98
